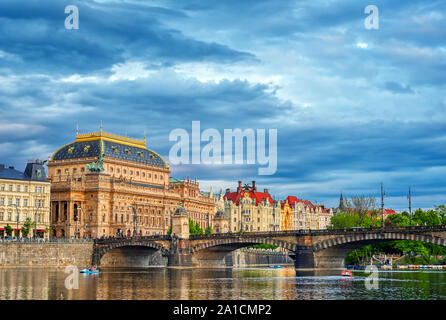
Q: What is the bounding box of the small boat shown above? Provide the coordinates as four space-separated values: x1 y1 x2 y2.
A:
80 267 99 274
341 270 353 277
269 266 284 269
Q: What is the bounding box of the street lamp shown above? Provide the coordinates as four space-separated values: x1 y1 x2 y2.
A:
83 223 88 239
76 206 86 239
129 203 138 237
33 202 41 240
66 223 70 240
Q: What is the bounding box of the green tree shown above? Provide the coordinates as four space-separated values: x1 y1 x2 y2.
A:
189 218 196 234
386 212 410 227
21 218 35 238
4 224 13 237
195 222 204 235
205 226 212 234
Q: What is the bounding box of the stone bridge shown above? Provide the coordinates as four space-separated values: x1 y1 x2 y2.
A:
92 225 446 268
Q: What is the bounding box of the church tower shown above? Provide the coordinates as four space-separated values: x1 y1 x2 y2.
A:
338 192 345 212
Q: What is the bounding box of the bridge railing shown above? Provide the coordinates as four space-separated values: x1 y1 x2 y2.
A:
189 225 446 239
92 225 446 244
0 237 95 243
94 235 172 244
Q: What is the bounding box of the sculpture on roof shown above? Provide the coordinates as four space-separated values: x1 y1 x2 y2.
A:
86 153 105 172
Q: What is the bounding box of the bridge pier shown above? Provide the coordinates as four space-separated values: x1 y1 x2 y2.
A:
167 238 193 267
294 247 350 269
294 248 315 268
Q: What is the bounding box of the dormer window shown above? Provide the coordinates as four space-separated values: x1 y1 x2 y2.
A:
112 146 118 154
83 145 90 153
125 148 131 155
68 146 74 154
137 151 143 158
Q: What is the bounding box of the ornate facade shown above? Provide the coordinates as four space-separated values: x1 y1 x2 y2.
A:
224 181 281 232
47 129 217 239
285 196 333 230
0 161 51 238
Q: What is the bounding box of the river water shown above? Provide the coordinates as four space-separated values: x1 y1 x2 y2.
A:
0 267 445 300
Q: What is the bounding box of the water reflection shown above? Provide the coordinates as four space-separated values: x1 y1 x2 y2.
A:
0 267 445 300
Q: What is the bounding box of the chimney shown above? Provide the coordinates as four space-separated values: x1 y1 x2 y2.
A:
225 188 231 194
237 181 242 193
252 181 256 192
264 188 269 194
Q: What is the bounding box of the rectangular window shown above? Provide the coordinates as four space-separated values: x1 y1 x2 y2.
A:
8 212 11 221
9 185 12 191
0 198 4 205
234 218 237 222
16 185 20 192
23 199 28 207
0 212 3 220
37 214 41 223
24 186 28 192
16 199 20 206
0 185 4 191
8 198 12 205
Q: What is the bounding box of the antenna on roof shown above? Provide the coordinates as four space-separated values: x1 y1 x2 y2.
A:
100 120 103 133
76 122 79 135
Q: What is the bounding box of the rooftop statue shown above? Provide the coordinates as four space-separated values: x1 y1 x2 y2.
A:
86 153 105 172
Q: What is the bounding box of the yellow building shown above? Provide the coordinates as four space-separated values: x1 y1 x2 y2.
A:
224 181 280 232
0 161 51 238
47 128 216 239
280 199 294 231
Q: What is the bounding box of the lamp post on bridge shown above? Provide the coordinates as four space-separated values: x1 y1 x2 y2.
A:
408 186 412 227
381 182 386 229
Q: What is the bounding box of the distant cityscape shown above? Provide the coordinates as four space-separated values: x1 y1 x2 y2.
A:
0 128 397 239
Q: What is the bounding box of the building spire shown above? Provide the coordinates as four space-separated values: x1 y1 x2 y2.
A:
100 120 103 133
339 192 345 211
76 122 79 135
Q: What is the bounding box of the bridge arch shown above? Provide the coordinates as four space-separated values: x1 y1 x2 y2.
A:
93 240 169 266
310 231 446 268
313 232 446 252
188 237 297 267
190 237 298 253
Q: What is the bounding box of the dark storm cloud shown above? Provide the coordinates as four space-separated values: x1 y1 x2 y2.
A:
0 0 445 210
0 0 254 75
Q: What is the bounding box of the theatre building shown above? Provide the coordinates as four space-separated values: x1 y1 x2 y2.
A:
47 129 216 239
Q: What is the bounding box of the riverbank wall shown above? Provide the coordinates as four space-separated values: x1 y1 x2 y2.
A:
0 243 293 268
0 242 94 267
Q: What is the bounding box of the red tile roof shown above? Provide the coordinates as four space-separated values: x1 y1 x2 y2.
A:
224 190 274 206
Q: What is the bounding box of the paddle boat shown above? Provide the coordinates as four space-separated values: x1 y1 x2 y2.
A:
80 267 99 274
341 269 353 277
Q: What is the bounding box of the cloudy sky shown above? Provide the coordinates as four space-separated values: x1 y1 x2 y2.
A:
0 0 445 210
